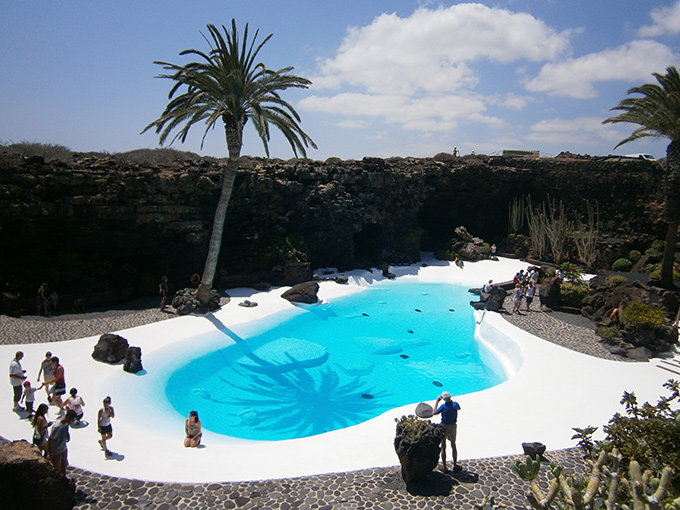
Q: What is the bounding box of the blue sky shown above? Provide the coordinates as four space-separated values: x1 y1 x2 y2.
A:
2 1 679 160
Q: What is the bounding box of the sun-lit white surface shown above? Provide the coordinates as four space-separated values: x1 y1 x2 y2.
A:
1 256 674 483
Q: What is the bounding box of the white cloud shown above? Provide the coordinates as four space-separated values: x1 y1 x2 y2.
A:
487 93 531 110
337 119 372 129
300 92 504 132
527 116 626 147
524 40 677 98
638 1 680 37
302 4 572 134
312 4 572 95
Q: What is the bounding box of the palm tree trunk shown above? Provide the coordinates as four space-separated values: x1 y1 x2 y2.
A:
660 221 678 287
660 140 680 288
201 121 243 289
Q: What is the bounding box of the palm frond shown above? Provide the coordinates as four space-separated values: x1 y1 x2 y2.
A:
604 66 680 148
142 18 315 157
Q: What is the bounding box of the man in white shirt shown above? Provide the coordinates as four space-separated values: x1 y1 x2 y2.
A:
9 351 27 410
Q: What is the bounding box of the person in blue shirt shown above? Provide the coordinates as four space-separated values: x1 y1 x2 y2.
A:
434 391 461 473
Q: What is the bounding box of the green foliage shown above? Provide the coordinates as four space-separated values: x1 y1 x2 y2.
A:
511 456 542 481
395 415 429 438
650 268 680 281
605 274 629 287
622 302 667 327
434 249 459 261
482 242 491 254
511 447 679 510
650 240 666 252
602 380 680 493
402 226 423 246
257 233 308 264
629 249 642 262
612 258 633 272
560 262 583 283
559 281 589 307
571 426 599 459
596 325 619 341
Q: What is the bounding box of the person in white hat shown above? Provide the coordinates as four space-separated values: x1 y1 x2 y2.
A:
433 391 461 473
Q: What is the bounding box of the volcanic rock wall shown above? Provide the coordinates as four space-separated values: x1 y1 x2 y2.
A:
0 151 665 301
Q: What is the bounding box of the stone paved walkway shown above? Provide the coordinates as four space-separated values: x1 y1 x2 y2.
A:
1 293 615 509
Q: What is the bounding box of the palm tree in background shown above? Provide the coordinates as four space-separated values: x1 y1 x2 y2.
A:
604 66 680 288
143 19 316 289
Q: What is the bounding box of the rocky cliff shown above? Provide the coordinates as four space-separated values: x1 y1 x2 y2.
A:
0 150 665 307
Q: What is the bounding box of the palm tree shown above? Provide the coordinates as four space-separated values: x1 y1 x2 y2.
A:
143 20 316 289
603 66 680 288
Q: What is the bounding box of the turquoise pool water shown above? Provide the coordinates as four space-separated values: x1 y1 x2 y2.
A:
166 281 507 440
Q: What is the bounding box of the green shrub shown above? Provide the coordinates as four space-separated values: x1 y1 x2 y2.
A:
435 249 459 261
650 239 666 251
628 249 641 262
612 258 633 272
395 415 429 438
559 281 589 307
605 274 629 287
649 268 680 281
602 380 680 493
0 140 73 162
596 325 619 341
482 242 491 254
622 302 666 328
560 262 583 283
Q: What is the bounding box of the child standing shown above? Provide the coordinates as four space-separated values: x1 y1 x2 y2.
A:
97 396 115 456
21 380 38 418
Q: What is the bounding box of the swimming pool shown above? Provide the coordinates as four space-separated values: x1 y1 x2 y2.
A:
165 281 507 440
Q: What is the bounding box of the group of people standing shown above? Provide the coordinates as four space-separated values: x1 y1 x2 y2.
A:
9 350 116 477
511 268 540 313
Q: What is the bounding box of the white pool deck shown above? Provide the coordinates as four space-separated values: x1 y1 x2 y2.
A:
1 256 677 483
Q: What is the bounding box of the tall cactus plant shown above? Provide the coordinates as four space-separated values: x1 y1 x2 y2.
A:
511 449 680 510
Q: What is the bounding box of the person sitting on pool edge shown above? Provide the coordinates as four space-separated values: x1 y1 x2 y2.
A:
433 391 461 474
184 410 202 447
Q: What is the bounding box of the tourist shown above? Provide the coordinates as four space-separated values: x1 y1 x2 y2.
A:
32 403 52 457
46 356 66 409
525 283 536 311
73 297 85 312
482 279 493 294
512 283 524 314
159 276 169 312
46 290 59 314
184 410 202 447
529 268 539 285
97 396 115 456
48 409 77 476
36 282 48 315
64 387 85 424
433 391 461 474
21 380 38 418
490 243 497 260
37 351 54 402
9 351 27 411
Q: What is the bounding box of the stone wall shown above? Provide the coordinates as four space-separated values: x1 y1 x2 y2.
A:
0 151 665 304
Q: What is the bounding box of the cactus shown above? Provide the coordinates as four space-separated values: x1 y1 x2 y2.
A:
511 449 680 510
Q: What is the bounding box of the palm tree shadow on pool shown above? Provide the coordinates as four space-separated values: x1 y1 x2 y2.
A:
203 313 396 437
